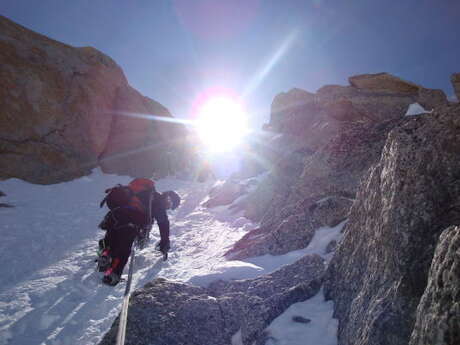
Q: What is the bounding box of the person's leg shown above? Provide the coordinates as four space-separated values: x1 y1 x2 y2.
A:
109 226 138 276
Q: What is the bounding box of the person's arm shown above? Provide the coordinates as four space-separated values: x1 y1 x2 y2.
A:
155 208 170 251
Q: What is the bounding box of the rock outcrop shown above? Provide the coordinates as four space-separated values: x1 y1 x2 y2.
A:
0 15 188 184
451 73 460 101
270 73 448 136
324 103 460 345
348 72 420 93
203 180 244 208
227 117 402 259
0 190 13 207
226 72 450 260
99 254 324 345
270 88 315 132
409 225 460 345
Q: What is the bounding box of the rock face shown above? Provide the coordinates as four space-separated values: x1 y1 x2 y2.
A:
409 225 460 345
270 73 447 135
227 118 402 260
270 88 315 132
0 15 188 184
99 254 324 345
226 72 449 260
323 104 460 345
348 72 420 93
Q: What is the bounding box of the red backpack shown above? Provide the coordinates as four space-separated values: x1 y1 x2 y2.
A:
100 178 156 216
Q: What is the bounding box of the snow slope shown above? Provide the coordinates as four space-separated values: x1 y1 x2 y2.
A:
0 170 339 345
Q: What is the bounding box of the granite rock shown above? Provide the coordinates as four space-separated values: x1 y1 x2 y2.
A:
324 103 460 345
99 255 325 345
409 225 460 345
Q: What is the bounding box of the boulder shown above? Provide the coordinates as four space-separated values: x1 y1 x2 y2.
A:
270 88 315 132
417 87 448 110
316 83 415 122
238 173 278 222
203 180 244 208
451 73 460 101
348 72 420 94
324 103 460 345
99 254 324 345
322 98 367 122
409 225 460 345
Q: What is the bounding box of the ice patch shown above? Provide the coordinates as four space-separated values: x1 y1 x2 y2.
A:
188 260 264 287
405 103 432 116
242 220 347 274
264 289 338 345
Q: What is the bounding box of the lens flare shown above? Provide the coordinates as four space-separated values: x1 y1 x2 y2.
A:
194 96 249 153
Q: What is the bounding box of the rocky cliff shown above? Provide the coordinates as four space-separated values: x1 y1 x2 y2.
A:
235 74 459 345
226 73 449 260
324 103 460 345
0 15 189 184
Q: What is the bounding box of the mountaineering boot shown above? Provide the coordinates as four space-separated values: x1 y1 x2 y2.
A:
154 241 169 260
158 241 170 261
96 249 111 272
102 258 121 286
102 271 121 286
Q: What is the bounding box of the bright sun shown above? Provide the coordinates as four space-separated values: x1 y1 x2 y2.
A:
194 96 249 153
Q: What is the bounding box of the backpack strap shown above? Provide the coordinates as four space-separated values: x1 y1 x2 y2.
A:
146 189 154 228
99 184 124 208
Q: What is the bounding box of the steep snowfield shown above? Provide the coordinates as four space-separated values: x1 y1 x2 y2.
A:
0 170 339 345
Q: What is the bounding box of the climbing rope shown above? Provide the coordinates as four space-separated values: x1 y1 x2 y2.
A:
116 190 154 345
116 242 136 345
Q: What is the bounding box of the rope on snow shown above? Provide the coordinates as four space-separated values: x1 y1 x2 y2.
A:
116 242 136 345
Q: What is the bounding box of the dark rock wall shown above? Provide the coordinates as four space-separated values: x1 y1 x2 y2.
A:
227 117 404 260
409 225 460 345
324 104 460 345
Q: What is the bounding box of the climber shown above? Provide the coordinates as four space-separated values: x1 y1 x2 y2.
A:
97 179 181 285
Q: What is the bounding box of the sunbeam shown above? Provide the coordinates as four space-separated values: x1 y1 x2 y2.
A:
112 111 194 126
243 29 299 97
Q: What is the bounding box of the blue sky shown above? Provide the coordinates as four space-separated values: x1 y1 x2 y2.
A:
1 0 459 128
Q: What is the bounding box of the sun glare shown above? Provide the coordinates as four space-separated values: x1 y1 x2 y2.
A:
195 96 249 153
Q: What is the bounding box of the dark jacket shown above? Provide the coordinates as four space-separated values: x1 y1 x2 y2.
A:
99 190 171 275
136 190 170 249
100 206 146 274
